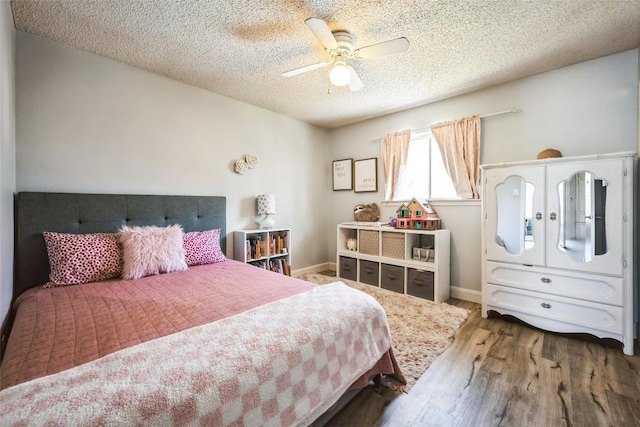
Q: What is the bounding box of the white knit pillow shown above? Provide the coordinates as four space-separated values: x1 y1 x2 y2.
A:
118 224 188 280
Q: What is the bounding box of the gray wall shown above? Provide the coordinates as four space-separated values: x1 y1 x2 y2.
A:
328 49 639 301
1 0 16 326
15 32 331 275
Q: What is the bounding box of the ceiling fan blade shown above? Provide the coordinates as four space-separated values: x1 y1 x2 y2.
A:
282 60 332 77
305 17 339 50
347 66 363 91
354 37 410 59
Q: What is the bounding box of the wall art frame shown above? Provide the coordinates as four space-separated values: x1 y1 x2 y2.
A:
354 157 378 193
332 158 353 191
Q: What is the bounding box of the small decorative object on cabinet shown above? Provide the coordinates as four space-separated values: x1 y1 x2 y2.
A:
395 197 441 230
336 223 450 303
346 238 357 251
353 203 380 222
233 228 291 275
481 151 636 355
256 194 276 229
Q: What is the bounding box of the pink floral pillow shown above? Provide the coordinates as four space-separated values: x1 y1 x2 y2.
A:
43 232 122 287
183 228 226 266
118 224 188 280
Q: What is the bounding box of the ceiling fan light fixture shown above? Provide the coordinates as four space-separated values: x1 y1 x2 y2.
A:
329 62 351 86
283 18 410 91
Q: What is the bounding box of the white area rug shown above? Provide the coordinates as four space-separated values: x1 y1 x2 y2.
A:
297 273 470 392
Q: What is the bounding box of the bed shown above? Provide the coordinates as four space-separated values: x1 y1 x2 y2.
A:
0 192 404 426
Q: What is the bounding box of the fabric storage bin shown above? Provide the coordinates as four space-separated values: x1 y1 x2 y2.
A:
382 232 405 259
359 260 379 286
359 230 379 255
339 256 357 281
407 268 434 300
381 264 404 294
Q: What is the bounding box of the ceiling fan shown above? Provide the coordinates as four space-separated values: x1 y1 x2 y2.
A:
283 18 410 91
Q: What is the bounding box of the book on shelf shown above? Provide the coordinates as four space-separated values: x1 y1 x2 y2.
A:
246 235 266 260
266 258 292 275
249 260 267 269
282 262 291 276
267 234 288 256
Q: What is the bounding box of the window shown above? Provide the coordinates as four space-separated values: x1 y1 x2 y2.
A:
388 132 458 201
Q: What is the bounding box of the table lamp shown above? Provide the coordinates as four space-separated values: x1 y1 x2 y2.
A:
257 194 276 229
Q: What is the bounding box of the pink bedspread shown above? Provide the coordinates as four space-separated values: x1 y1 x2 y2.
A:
2 260 316 389
1 282 395 426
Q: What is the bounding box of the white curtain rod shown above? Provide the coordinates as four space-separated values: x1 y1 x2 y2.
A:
372 108 521 142
478 107 521 119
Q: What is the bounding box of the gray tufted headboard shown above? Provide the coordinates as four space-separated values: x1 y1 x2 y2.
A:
15 192 226 298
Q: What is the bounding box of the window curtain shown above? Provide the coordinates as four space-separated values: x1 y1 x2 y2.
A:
381 130 411 201
430 115 481 199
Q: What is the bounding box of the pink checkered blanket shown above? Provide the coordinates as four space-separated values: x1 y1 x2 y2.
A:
0 282 392 426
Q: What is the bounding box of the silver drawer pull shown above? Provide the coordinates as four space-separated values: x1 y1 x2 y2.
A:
535 212 542 220
540 277 552 284
541 302 552 309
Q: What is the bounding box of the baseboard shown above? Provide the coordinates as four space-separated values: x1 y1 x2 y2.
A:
292 262 335 277
450 286 482 303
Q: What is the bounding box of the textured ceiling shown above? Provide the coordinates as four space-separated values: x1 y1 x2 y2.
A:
10 0 640 129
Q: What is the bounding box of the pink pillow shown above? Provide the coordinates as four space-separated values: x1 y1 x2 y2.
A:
183 228 226 266
118 224 188 280
43 232 122 287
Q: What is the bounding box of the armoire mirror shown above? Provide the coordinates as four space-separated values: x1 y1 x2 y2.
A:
556 171 607 263
495 176 535 255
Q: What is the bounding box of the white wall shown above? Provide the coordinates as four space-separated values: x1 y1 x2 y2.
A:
1 0 16 328
329 49 639 299
15 31 331 271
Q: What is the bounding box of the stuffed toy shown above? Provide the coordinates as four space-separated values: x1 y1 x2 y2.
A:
353 203 380 222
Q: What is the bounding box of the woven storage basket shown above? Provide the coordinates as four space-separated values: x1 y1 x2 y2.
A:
359 230 379 255
382 232 405 259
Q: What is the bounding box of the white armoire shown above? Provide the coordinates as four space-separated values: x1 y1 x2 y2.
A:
481 152 636 355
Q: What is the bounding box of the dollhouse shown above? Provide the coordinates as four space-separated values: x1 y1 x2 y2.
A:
395 197 441 230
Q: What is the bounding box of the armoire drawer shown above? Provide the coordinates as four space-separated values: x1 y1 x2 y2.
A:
485 283 623 335
485 261 623 306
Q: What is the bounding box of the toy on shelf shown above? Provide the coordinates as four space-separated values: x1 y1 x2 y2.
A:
353 203 380 222
395 197 441 230
346 237 357 251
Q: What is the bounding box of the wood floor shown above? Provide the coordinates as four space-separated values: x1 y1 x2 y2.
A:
326 298 640 427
